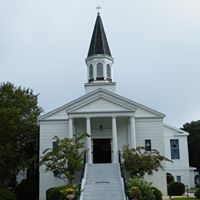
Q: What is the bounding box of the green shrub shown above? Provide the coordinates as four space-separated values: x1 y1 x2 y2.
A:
168 182 185 196
46 187 54 200
128 186 142 200
127 178 156 200
194 187 200 199
48 186 66 200
152 187 162 200
47 185 79 200
0 188 17 200
15 179 37 200
166 173 174 184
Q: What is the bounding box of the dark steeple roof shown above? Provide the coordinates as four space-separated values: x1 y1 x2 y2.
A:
87 13 112 58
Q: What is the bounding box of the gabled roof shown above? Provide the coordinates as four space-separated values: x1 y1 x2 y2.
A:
164 123 189 136
38 88 165 121
87 13 112 58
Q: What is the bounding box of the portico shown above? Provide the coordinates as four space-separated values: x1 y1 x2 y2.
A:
67 112 136 164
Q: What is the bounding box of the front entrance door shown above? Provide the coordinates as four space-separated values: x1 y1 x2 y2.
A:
93 139 111 163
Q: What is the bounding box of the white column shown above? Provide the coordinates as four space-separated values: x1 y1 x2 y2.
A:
130 117 136 148
103 63 107 79
86 117 92 163
87 65 89 80
94 64 97 80
69 118 73 138
112 117 118 163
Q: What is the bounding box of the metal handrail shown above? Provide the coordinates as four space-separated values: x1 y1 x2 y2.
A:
118 151 129 200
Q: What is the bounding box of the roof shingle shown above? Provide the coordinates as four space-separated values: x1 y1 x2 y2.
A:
87 13 112 58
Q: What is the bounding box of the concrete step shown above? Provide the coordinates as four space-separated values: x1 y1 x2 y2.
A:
81 163 125 200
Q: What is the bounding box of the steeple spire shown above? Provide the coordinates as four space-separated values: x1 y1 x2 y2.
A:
87 12 112 58
85 12 116 94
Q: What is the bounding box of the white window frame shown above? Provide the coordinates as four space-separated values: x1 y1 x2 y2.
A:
170 139 180 159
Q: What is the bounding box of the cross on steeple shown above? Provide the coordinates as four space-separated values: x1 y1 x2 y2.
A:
96 5 101 14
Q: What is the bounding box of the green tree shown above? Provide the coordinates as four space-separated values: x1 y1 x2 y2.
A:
181 120 200 171
40 133 88 184
0 82 42 187
122 146 171 177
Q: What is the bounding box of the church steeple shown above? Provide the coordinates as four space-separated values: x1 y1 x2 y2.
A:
85 12 116 94
87 12 112 58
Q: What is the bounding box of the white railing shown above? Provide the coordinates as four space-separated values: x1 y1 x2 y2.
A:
121 176 128 200
80 163 87 200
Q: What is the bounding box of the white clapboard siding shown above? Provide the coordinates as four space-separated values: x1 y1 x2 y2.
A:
40 120 69 154
163 124 192 187
135 118 165 154
39 120 69 200
117 117 128 151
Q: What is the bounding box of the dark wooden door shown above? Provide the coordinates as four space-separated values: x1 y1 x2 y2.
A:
93 139 111 163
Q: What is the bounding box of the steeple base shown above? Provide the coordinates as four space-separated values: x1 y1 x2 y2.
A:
84 82 116 94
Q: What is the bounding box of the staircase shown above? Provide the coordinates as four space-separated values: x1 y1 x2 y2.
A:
80 163 126 200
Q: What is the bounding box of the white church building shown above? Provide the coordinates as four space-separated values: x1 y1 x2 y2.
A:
39 12 196 200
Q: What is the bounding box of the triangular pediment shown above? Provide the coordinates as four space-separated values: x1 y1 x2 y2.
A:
39 88 165 121
68 96 134 113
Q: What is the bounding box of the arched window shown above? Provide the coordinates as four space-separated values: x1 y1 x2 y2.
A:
89 64 93 79
97 63 103 77
106 64 111 78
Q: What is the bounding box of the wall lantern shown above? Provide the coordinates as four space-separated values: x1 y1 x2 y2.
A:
99 124 103 132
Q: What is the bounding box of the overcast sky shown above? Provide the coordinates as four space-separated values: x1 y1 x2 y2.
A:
1 0 200 128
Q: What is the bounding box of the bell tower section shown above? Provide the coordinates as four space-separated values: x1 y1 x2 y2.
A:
85 12 116 93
